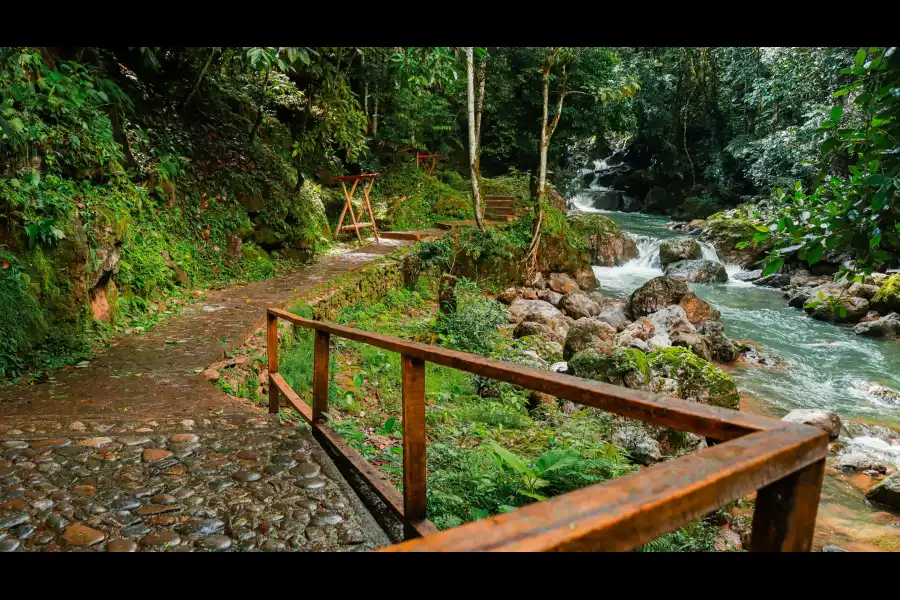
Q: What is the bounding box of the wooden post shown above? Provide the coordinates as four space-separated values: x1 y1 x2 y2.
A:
362 177 380 244
267 312 279 415
401 354 427 539
749 458 825 552
334 179 359 241
313 330 331 424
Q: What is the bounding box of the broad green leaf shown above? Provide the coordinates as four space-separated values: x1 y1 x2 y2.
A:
829 106 843 123
534 449 580 474
517 490 549 502
488 442 533 478
855 48 867 69
761 257 784 277
806 243 825 265
870 230 881 249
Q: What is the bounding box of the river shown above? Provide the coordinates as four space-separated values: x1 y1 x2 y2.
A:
570 194 900 551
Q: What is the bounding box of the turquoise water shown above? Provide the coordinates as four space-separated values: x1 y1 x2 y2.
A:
590 210 900 428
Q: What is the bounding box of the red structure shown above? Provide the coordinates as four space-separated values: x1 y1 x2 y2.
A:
333 174 380 244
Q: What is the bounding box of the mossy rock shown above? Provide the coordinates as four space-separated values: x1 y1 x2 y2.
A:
659 237 701 265
648 346 739 409
872 275 900 313
569 347 650 387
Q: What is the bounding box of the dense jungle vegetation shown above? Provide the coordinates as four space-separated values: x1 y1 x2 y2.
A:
1 46 897 379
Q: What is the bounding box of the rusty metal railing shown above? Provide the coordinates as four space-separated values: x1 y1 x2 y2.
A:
266 307 828 552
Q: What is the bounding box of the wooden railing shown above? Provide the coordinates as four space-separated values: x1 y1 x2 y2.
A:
266 307 829 552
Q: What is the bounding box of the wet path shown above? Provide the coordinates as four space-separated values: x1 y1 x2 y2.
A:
0 239 424 552
0 240 412 422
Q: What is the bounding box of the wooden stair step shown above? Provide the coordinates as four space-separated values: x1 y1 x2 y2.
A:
380 231 425 241
485 206 515 215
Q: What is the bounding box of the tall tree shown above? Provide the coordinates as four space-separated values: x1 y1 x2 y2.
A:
466 47 485 231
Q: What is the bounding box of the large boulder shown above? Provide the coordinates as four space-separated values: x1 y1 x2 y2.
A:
615 317 655 352
670 331 713 362
834 453 888 473
699 320 737 363
549 272 580 294
563 317 616 360
852 312 900 338
781 409 841 441
699 211 771 268
628 276 690 319
514 321 562 343
647 347 740 409
507 299 562 325
648 305 697 338
866 472 900 509
804 295 870 323
497 288 519 305
567 214 639 267
613 426 662 466
659 237 701 265
678 292 720 326
597 303 631 332
536 289 564 308
872 275 900 313
561 292 601 320
573 266 600 291
568 346 651 390
664 259 728 283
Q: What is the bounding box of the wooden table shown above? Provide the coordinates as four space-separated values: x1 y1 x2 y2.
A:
333 173 380 244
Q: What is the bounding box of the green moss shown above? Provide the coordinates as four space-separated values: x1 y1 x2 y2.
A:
648 347 739 409
569 347 649 383
706 213 757 244
872 275 900 312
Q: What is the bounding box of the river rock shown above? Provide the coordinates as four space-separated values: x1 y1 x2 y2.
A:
678 292 719 326
659 237 701 265
61 523 106 547
867 383 900 405
613 426 661 466
733 269 763 282
834 453 888 473
527 272 547 290
497 288 519 305
665 259 728 283
852 313 900 338
698 320 736 363
513 321 559 343
847 282 880 300
866 472 900 509
753 273 791 288
670 331 712 362
573 266 600 291
562 317 616 360
628 276 690 318
805 295 870 323
871 275 900 313
561 292 601 320
549 272 580 294
596 303 630 331
649 305 696 338
507 299 563 326
536 289 564 308
781 409 841 441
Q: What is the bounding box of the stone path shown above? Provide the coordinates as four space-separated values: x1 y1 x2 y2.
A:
0 240 412 422
0 239 428 552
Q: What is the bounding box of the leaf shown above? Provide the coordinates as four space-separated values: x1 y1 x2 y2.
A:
470 507 490 520
820 138 840 157
761 257 784 277
488 442 533 478
517 490 549 502
806 243 825 265
870 230 881 249
752 232 770 243
382 416 397 434
534 449 580 474
855 48 867 69
829 106 843 123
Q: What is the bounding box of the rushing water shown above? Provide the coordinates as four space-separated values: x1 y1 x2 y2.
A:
570 191 900 549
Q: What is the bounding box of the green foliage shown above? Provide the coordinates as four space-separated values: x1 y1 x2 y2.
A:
759 47 900 277
0 251 47 377
435 279 507 356
637 519 721 552
648 347 740 409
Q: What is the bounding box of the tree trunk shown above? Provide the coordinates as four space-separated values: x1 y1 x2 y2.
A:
466 48 485 232
184 47 216 109
372 93 379 139
474 57 486 176
525 54 554 273
249 67 272 141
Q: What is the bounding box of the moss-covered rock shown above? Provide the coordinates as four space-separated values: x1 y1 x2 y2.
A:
659 237 701 265
700 212 769 268
563 317 615 360
627 276 689 318
569 346 650 388
648 347 739 409
872 275 900 314
567 214 638 267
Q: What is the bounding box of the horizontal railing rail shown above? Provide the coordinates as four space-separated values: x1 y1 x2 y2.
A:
265 307 828 552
